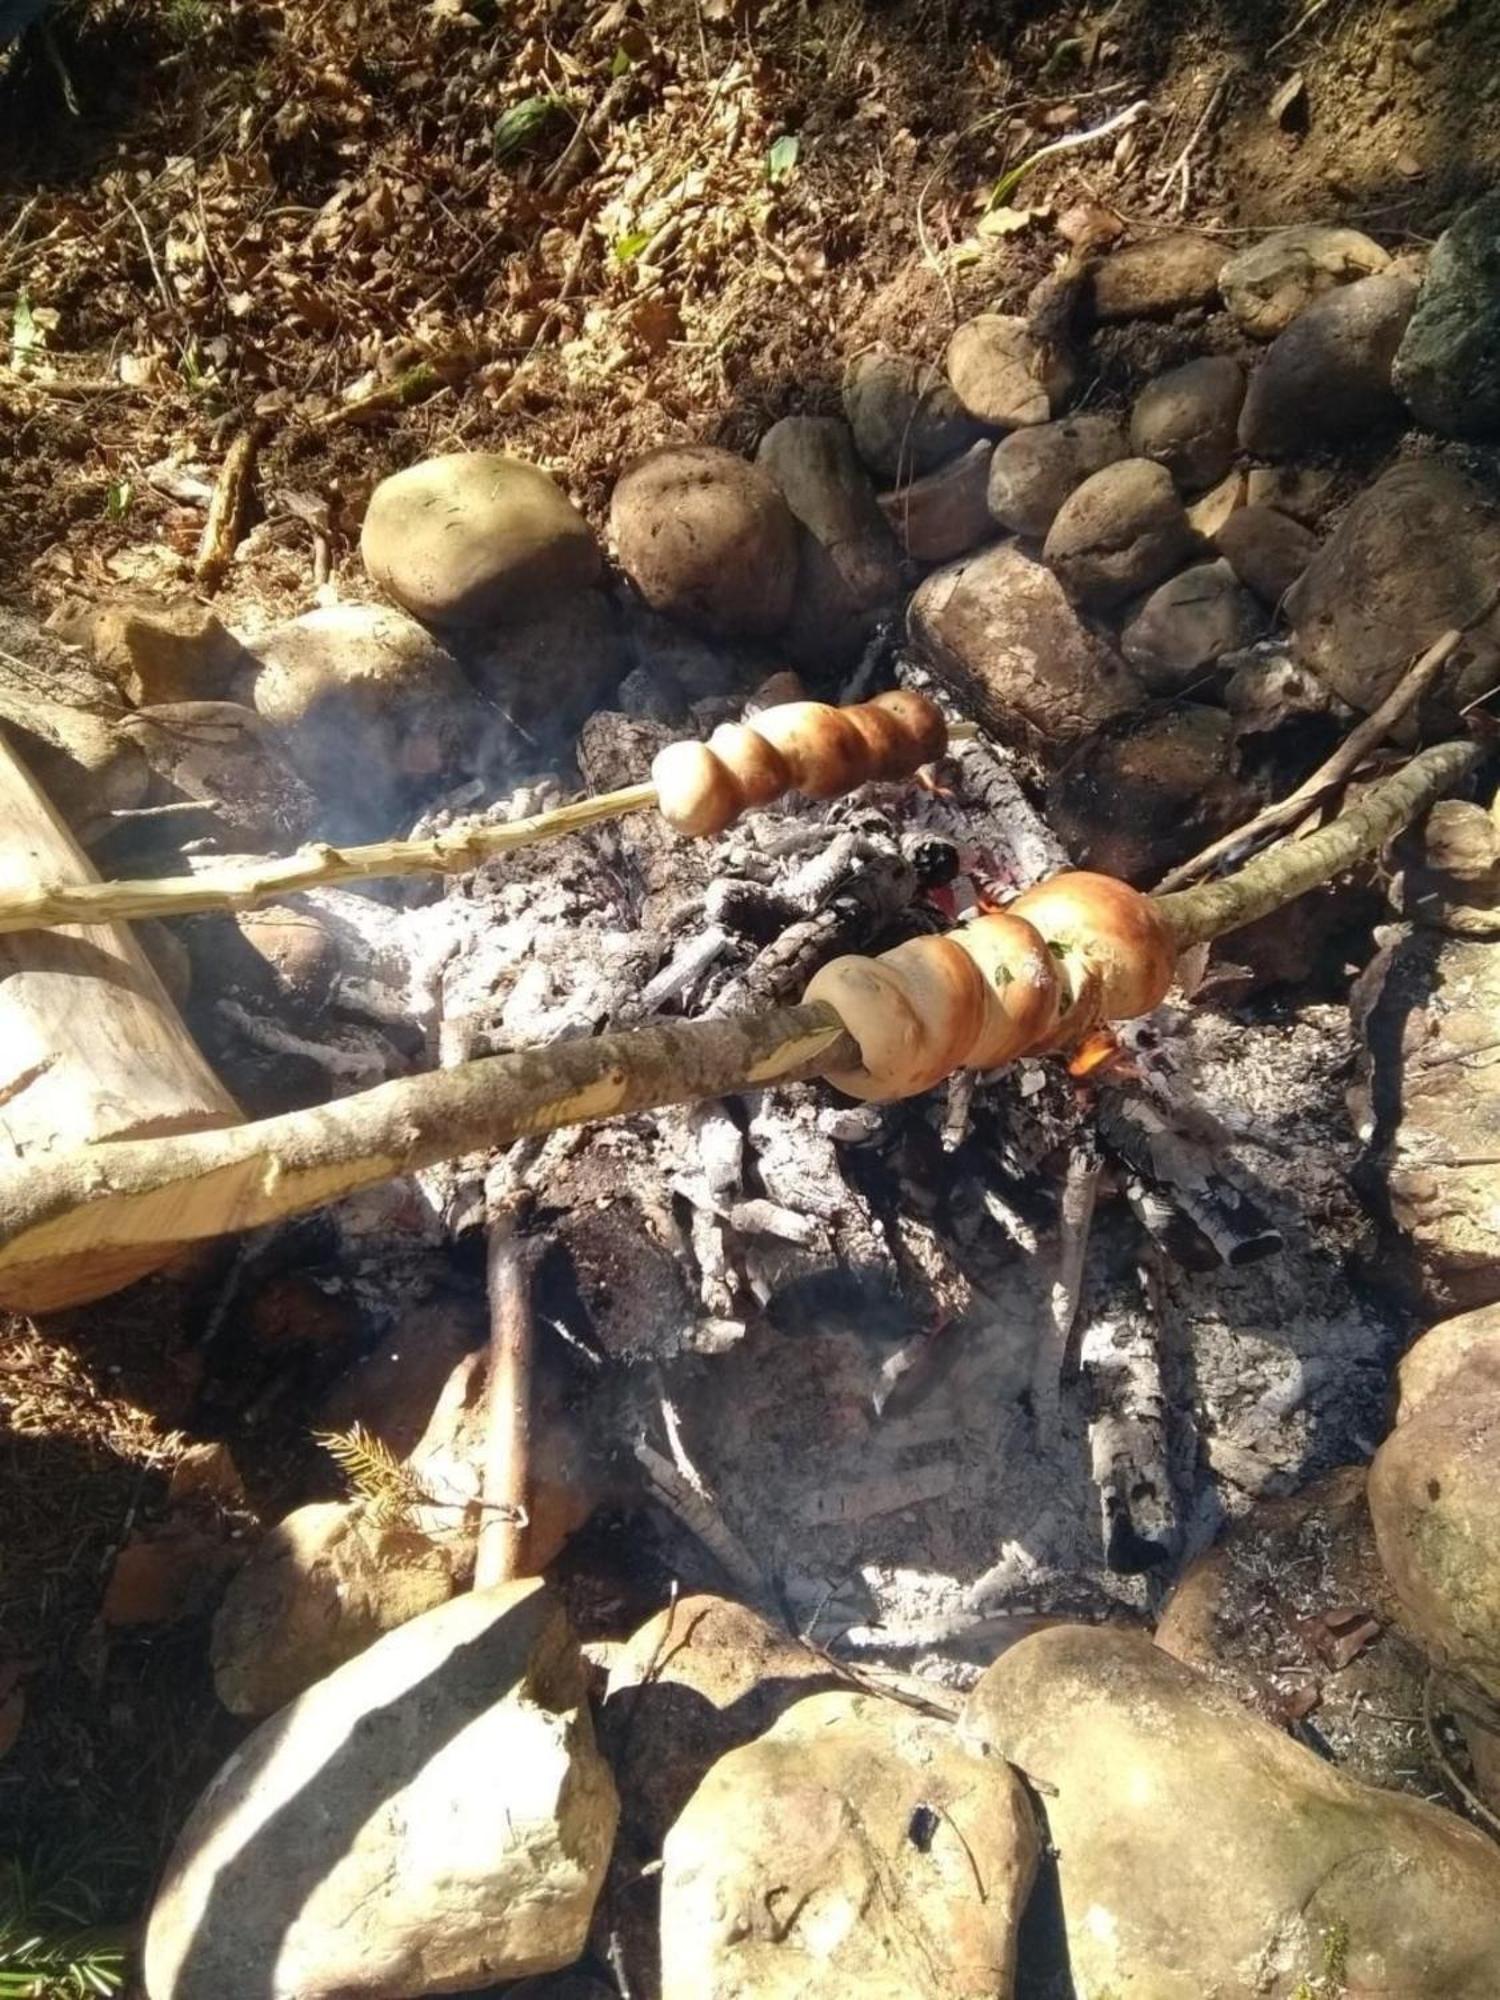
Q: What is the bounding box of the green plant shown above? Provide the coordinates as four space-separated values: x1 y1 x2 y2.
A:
314 1423 424 1525
493 95 572 164
0 1856 126 1999
1291 1916 1350 1999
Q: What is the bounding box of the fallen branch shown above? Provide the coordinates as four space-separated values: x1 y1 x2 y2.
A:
1031 1139 1100 1447
1155 628 1469 893
0 742 1476 1310
195 424 263 592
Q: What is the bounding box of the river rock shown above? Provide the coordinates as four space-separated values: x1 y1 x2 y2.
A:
1244 462 1337 523
1156 1465 1448 1798
1090 232 1228 320
1047 703 1253 883
1285 460 1500 712
1369 1308 1500 1705
842 347 986 481
945 313 1064 429
986 412 1126 538
963 1623 1500 2000
1393 188 1500 436
1043 457 1194 610
465 591 622 734
1238 273 1417 457
610 444 798 639
210 1499 458 1719
361 452 601 628
121 701 319 849
1214 504 1319 607
1185 467 1248 539
251 604 479 836
909 542 1144 755
82 595 251 707
1130 355 1245 491
1392 799 1500 935
1351 923 1500 1312
879 440 994 562
145 1582 619 2000
755 415 903 664
1121 558 1265 692
1220 223 1393 338
660 1688 1039 2000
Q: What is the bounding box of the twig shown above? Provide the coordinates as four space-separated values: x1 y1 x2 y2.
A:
1032 1140 1100 1446
195 424 263 592
476 1196 535 1589
1157 75 1229 214
1422 1671 1500 1838
633 1437 767 1599
119 190 176 317
1155 628 1469 892
988 98 1151 211
308 352 476 433
1267 0 1339 59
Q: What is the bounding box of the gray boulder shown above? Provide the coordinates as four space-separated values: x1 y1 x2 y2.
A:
1130 355 1245 491
986 412 1126 538
1238 273 1416 457
1043 458 1194 610
1394 187 1500 437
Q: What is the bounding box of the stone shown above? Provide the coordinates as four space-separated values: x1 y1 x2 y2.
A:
945 312 1064 429
1121 558 1265 692
1370 1310 1500 1705
842 347 986 482
1238 273 1417 457
83 595 250 707
1155 1465 1449 1799
210 1500 457 1718
1391 798 1500 936
1129 355 1245 491
1245 462 1337 524
120 701 320 849
963 1623 1500 2000
1214 503 1319 607
145 1582 619 2000
1090 232 1229 320
1219 223 1393 338
879 440 995 562
1394 189 1500 437
251 604 480 837
1351 925 1500 1313
756 415 903 665
361 452 601 629
660 1688 1039 2000
609 444 798 640
2 697 150 844
316 1297 486 1459
985 412 1126 538
1043 457 1194 610
465 591 623 735
103 1523 239 1627
1285 460 1500 713
908 542 1144 756
1185 466 1247 539
1047 704 1254 884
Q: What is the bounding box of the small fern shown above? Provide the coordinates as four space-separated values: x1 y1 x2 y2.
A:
0 1856 125 1999
313 1423 425 1526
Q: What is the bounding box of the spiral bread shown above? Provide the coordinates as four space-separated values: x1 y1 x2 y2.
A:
806 872 1177 1101
650 690 950 837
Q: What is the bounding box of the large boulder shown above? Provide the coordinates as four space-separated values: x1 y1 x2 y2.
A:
1394 188 1500 437
210 1500 458 1718
963 1623 1500 2000
660 1688 1039 1999
610 445 798 639
842 347 985 481
1285 460 1500 713
361 452 601 628
1351 923 1500 1312
1369 1306 1500 1702
1219 224 1392 338
986 412 1126 538
1238 273 1416 457
80 594 251 707
1090 232 1228 320
1043 458 1194 611
1130 355 1245 492
908 542 1144 755
145 1582 619 2000
755 415 903 665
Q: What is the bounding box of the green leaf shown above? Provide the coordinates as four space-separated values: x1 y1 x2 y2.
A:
10 289 38 369
104 480 133 522
610 44 633 76
766 133 800 183
612 230 652 263
493 95 568 163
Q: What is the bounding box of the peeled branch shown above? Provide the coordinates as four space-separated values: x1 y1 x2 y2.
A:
0 738 1477 1312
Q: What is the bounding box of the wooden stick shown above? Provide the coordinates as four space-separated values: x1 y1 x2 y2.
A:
0 723 979 938
476 1199 536 1588
1154 628 1466 894
195 424 263 592
0 739 1475 1312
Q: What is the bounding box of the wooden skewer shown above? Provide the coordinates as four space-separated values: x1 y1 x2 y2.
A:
0 700 977 937
0 739 1476 1314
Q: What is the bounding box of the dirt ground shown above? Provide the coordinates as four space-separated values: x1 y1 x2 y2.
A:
3 0 1500 1971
